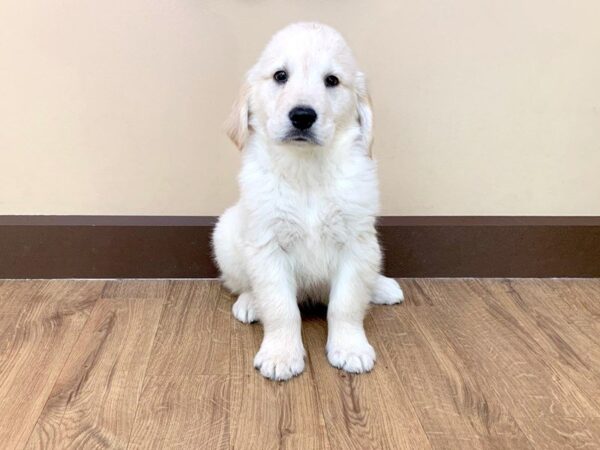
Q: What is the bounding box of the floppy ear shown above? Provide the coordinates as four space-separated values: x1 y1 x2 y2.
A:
224 81 251 150
355 72 374 158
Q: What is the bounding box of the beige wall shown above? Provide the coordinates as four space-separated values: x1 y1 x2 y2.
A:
1 0 599 216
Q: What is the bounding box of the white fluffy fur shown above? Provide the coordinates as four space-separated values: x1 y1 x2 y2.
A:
213 22 403 381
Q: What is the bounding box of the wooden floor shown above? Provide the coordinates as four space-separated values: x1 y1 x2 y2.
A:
1 279 600 449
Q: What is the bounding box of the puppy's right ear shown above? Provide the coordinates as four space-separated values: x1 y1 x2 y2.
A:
224 82 251 150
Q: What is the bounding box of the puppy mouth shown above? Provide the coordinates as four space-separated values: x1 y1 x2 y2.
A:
282 130 321 146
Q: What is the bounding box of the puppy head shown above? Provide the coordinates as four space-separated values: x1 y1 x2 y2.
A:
225 22 372 153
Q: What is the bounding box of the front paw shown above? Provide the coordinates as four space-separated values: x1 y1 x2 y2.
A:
327 336 376 373
254 341 305 381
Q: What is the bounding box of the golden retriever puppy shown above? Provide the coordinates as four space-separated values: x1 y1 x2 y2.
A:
213 22 403 381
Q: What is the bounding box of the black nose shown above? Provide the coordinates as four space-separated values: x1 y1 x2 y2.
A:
289 106 317 130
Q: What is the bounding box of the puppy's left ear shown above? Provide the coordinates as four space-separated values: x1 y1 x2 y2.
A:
355 72 374 158
224 81 252 150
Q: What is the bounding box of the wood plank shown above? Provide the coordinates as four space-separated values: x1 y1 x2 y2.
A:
552 279 600 332
304 306 433 450
127 281 232 448
128 375 229 450
374 280 533 449
476 279 600 412
102 280 171 299
553 280 600 373
228 304 330 450
410 279 598 419
142 281 231 377
0 281 50 385
23 281 167 449
517 417 600 450
2 278 600 449
0 280 104 449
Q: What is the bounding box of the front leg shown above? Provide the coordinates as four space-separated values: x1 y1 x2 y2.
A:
326 247 378 373
249 248 305 381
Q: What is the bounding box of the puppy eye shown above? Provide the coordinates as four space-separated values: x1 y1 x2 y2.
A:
273 70 288 84
324 74 339 87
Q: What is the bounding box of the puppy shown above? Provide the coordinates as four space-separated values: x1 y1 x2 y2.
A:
213 22 403 381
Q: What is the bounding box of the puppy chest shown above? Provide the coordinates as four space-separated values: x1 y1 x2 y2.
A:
274 204 348 253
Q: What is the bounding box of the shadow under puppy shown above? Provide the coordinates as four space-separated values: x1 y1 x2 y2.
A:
213 22 403 381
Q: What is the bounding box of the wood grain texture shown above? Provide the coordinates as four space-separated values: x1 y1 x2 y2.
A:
1 279 600 449
128 375 229 450
373 285 534 449
479 279 600 412
141 281 230 377
411 280 597 417
517 417 600 450
127 281 231 449
0 281 105 450
24 282 168 449
304 310 431 450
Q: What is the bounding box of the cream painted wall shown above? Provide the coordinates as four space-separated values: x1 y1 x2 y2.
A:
1 1 599 216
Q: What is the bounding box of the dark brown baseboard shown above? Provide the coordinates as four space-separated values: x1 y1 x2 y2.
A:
1 216 599 278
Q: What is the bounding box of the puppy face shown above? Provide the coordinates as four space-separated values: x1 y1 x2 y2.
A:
226 23 372 153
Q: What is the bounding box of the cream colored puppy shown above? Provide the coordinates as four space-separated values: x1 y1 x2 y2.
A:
213 22 403 381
